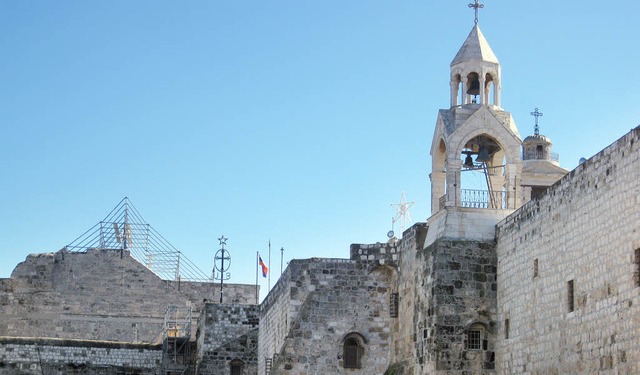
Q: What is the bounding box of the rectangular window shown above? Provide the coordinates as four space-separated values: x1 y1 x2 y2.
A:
635 248 640 287
390 292 399 318
504 318 510 339
533 259 539 278
567 280 575 312
466 330 482 350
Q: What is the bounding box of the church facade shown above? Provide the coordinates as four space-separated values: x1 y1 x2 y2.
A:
1 11 639 375
254 19 640 375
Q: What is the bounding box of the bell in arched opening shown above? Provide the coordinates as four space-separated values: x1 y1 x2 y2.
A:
466 74 480 96
476 146 490 163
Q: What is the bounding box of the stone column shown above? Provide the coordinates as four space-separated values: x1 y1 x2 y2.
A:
504 163 521 209
430 171 447 214
446 158 463 207
494 81 501 108
478 78 486 105
450 80 459 107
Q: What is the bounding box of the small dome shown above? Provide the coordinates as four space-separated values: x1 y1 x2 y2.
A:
523 134 551 144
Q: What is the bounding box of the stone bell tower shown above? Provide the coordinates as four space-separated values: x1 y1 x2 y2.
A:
411 5 521 373
428 14 523 242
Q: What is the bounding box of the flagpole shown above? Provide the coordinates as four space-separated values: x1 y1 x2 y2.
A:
255 251 259 304
268 240 271 292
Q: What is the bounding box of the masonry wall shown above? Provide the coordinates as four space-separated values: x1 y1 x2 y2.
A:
196 303 259 375
0 248 257 343
392 222 498 375
496 126 640 374
258 258 395 375
0 337 161 375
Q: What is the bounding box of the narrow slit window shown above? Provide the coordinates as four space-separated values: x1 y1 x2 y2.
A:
504 318 510 339
533 258 539 278
567 280 575 312
635 248 640 287
390 292 399 318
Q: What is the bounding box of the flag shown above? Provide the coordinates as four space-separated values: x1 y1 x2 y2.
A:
259 253 269 278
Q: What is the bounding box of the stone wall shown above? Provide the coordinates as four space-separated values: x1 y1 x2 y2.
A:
496 126 640 374
0 248 257 343
392 221 497 375
196 303 259 375
258 257 395 375
0 336 161 375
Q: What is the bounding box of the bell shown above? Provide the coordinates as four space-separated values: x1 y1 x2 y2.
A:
466 78 480 96
476 146 490 163
463 153 475 168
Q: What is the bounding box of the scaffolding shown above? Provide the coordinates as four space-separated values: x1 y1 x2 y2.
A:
162 305 193 375
65 197 210 282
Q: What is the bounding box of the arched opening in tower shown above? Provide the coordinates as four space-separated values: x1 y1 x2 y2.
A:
460 134 506 209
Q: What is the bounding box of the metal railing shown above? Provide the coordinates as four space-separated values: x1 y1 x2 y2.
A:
461 189 507 209
522 150 559 162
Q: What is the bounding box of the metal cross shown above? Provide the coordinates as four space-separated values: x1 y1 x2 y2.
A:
530 108 544 135
468 0 485 24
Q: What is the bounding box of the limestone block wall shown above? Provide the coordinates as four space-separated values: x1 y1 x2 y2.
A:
0 248 257 343
389 223 428 374
496 126 640 374
258 258 395 375
0 336 161 375
196 303 259 375
350 241 399 266
391 222 498 374
257 260 294 375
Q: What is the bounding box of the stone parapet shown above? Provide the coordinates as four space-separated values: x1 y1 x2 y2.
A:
0 336 162 375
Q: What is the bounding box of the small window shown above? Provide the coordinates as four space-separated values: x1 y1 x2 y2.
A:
533 259 539 278
504 319 510 339
230 359 244 375
536 145 543 152
343 334 365 369
567 280 575 312
466 329 482 350
390 292 399 318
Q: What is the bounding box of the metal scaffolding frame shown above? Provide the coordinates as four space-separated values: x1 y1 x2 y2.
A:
65 197 210 282
162 305 193 375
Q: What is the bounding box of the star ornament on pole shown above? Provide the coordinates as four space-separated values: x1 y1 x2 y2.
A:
391 191 415 235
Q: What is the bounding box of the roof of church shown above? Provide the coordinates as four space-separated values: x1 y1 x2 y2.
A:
451 25 499 66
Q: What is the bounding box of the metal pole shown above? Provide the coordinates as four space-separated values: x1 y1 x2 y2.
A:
280 247 284 276
219 248 224 304
255 251 259 304
268 240 271 292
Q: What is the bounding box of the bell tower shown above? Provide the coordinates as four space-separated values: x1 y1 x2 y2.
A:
428 2 522 241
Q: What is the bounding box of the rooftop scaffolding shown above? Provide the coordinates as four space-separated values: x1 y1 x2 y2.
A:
65 197 210 282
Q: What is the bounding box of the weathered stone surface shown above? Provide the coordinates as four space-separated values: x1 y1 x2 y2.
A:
496 126 640 374
0 337 162 375
196 303 259 375
0 248 256 343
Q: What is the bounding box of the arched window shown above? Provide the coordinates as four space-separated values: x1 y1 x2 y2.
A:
230 359 244 375
343 333 365 369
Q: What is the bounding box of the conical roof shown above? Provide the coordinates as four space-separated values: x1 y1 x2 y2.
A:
451 24 499 66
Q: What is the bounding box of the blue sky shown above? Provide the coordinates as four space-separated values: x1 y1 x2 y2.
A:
1 1 638 297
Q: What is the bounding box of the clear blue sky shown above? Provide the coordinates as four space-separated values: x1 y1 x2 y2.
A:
2 1 638 296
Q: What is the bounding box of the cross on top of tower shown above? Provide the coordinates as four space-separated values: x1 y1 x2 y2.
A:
468 0 485 24
530 108 544 135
